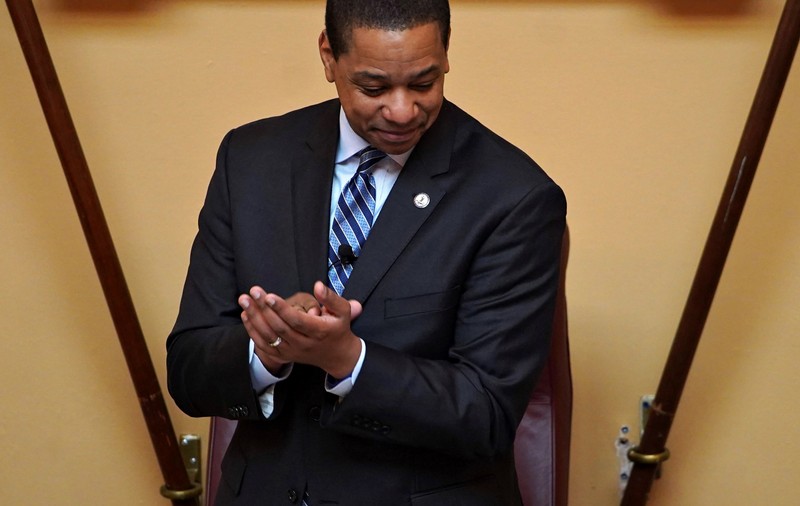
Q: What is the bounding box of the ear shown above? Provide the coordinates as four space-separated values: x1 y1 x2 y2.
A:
318 30 336 83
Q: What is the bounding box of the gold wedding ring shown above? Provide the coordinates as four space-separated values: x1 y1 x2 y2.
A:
269 336 282 348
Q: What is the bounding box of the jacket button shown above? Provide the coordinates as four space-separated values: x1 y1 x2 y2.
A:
288 489 298 503
227 405 249 418
308 405 321 422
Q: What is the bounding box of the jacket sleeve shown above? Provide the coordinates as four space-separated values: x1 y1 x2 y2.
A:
166 130 267 422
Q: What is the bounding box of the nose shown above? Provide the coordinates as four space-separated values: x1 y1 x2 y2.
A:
382 90 417 126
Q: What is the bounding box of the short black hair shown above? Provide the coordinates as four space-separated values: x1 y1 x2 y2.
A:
325 0 450 59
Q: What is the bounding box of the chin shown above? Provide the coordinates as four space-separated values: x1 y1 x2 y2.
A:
369 132 423 155
377 142 416 156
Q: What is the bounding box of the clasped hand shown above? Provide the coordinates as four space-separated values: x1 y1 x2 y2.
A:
238 281 363 379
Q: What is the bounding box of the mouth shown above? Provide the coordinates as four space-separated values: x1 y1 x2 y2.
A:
374 127 419 145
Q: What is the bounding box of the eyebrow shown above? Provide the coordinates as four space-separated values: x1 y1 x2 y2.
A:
353 64 441 82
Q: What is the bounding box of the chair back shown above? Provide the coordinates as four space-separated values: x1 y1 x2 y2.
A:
206 415 236 505
514 228 572 506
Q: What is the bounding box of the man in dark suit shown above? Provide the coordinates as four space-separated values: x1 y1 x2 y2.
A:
167 1 566 504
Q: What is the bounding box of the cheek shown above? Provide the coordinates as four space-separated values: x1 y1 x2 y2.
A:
420 97 444 123
418 88 445 117
349 97 382 123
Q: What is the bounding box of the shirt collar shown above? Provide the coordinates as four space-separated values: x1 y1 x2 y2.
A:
335 107 414 167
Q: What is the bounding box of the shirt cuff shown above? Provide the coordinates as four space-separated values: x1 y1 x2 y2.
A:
249 340 292 417
325 338 366 397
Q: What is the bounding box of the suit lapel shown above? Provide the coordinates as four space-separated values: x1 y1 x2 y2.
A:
344 102 457 303
291 100 341 292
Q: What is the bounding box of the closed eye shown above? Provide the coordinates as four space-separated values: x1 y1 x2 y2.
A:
361 87 387 97
411 82 435 91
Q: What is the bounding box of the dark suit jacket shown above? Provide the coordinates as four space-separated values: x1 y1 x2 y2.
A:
167 98 566 506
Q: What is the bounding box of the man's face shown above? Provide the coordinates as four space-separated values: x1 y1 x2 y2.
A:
319 23 450 155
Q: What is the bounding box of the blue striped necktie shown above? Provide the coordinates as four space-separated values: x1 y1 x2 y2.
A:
328 146 387 295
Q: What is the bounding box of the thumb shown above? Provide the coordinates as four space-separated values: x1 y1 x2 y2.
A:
313 281 364 320
349 300 363 319
313 281 348 315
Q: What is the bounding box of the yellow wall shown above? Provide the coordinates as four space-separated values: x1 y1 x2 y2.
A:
2 1 798 504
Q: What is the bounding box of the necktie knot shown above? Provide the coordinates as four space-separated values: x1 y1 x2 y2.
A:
355 146 387 175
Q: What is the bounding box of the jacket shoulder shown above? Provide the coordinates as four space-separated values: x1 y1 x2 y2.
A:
224 99 339 149
443 101 560 192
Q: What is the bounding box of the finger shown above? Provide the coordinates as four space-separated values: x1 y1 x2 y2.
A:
313 281 351 318
249 286 269 309
240 293 286 349
241 309 274 351
291 304 322 317
286 292 321 313
239 294 269 330
264 293 315 335
289 304 322 318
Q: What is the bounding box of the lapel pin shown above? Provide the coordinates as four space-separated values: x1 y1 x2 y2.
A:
413 193 430 209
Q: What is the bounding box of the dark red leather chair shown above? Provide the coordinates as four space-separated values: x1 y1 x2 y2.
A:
205 415 237 506
204 230 572 506
514 229 572 506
